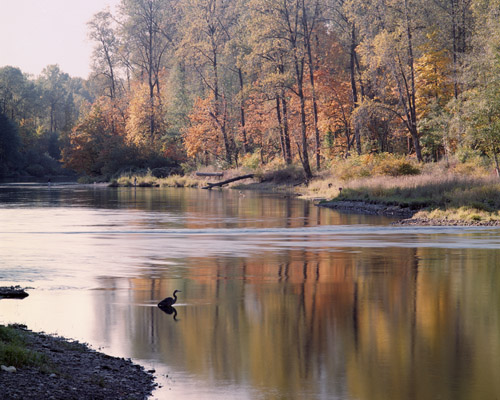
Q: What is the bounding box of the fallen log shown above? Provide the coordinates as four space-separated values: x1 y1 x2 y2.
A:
0 286 29 299
202 174 255 189
196 172 224 177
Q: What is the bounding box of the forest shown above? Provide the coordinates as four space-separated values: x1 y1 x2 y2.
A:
1 0 500 180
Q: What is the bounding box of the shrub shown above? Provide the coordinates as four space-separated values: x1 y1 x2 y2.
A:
333 153 420 180
241 152 261 170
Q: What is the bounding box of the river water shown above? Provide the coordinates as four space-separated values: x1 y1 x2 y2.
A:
1 183 500 399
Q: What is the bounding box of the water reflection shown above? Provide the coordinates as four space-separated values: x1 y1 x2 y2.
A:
1 185 500 399
158 304 178 321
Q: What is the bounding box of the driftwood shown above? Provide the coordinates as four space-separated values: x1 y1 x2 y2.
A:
202 174 255 189
0 286 29 299
196 172 224 177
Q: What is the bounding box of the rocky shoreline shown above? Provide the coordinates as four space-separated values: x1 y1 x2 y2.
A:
0 325 155 400
317 200 416 219
394 218 500 226
318 200 500 226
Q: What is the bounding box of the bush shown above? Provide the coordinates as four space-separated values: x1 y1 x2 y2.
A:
333 153 420 180
25 164 45 177
241 152 262 170
374 156 420 176
259 165 305 184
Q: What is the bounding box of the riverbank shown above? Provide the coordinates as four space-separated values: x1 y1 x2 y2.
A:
104 164 500 226
0 324 155 399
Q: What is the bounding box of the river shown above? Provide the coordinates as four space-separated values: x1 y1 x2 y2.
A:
1 183 500 399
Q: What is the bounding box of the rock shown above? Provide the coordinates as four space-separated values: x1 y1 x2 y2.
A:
0 286 29 299
1 365 17 373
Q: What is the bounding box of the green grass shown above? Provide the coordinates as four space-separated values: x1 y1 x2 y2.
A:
0 325 47 368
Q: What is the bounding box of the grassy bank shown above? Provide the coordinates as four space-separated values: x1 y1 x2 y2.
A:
320 174 500 222
0 324 47 369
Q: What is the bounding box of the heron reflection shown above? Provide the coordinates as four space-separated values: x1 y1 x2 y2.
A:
158 290 181 321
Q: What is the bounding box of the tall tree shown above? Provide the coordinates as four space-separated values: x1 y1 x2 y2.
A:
179 0 236 164
250 0 314 178
118 0 176 139
348 0 424 161
88 10 121 100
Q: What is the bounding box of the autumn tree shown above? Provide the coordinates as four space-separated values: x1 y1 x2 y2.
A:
88 9 121 101
178 0 237 165
327 0 364 154
249 0 315 178
348 0 425 161
457 0 500 176
183 95 227 164
118 0 177 138
62 97 131 176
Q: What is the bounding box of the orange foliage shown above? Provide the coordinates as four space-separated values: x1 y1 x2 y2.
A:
126 80 167 150
244 89 282 162
62 97 126 175
183 95 224 162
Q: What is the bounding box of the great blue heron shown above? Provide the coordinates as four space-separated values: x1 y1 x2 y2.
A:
158 290 181 307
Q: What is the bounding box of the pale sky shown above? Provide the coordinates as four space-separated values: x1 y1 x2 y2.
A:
0 0 120 79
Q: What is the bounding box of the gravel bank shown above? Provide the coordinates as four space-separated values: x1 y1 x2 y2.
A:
317 200 416 218
394 218 500 226
0 325 155 400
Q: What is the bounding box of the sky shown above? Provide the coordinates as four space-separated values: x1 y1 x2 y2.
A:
0 0 120 79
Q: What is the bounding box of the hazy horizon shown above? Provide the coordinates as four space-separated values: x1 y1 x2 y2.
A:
0 0 120 79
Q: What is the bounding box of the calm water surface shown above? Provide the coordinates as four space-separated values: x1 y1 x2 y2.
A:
1 183 500 399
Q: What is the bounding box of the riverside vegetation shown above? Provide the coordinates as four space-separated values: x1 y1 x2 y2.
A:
109 152 500 225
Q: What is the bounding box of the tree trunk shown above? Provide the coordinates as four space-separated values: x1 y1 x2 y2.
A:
281 92 292 164
212 46 232 164
238 68 248 154
350 23 362 155
302 0 321 170
295 57 313 179
276 96 287 163
404 0 422 162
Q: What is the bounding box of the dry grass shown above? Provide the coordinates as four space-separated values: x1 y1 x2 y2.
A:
414 207 500 222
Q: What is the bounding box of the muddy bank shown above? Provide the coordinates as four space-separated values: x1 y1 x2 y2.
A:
0 325 155 400
317 200 416 218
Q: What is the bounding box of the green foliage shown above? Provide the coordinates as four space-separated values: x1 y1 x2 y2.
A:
0 325 46 368
0 112 22 175
241 152 261 170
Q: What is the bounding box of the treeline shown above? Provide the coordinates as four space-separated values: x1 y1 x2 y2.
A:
2 0 500 179
0 65 90 177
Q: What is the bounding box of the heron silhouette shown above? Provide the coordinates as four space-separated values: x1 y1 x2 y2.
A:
158 290 181 308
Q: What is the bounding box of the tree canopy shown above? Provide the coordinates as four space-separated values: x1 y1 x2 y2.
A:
2 0 500 178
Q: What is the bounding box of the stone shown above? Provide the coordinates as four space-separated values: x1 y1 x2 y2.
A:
1 365 17 373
